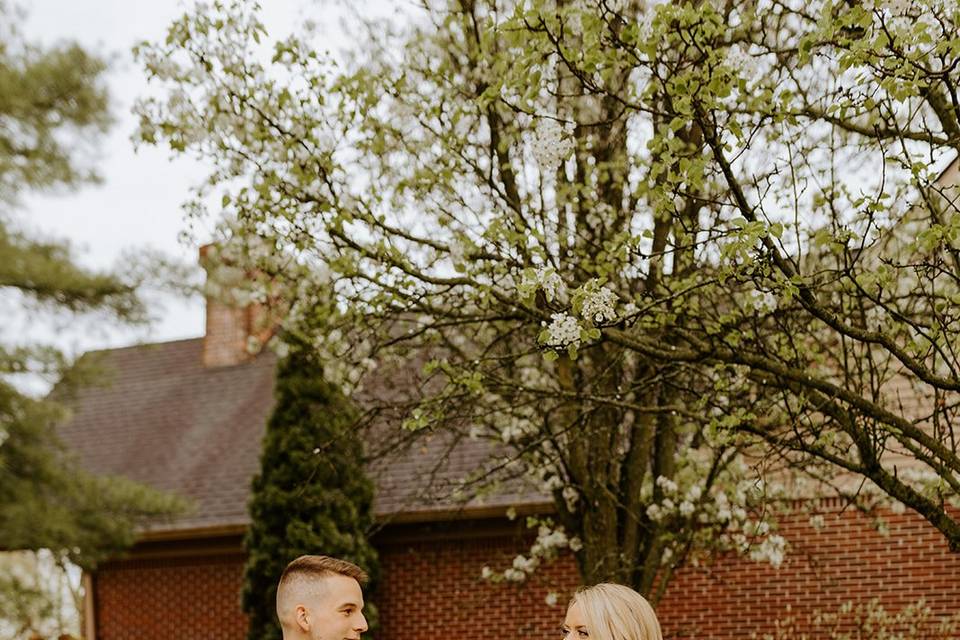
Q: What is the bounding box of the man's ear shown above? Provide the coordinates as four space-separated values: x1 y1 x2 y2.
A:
296 605 310 632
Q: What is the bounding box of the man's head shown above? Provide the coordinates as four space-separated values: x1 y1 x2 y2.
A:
276 555 369 640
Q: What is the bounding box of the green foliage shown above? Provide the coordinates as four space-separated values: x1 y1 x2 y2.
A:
0 0 181 572
0 4 190 637
0 379 187 570
0 7 110 201
0 226 142 319
241 347 379 640
138 0 960 596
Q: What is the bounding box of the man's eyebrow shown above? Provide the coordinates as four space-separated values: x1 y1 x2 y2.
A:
337 601 363 609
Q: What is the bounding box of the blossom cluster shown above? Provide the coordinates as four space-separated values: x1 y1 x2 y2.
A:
497 413 539 444
746 289 777 314
577 279 620 324
530 118 575 173
520 266 566 303
481 520 582 584
749 534 787 568
544 312 582 349
643 468 789 569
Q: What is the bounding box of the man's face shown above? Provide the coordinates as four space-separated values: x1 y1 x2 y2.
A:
306 574 368 640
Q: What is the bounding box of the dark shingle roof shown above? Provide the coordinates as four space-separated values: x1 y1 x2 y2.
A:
56 338 546 538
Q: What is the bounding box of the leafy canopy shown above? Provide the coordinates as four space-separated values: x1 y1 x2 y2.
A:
138 0 960 592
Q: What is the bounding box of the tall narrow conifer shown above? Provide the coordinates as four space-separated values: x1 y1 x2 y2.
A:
242 346 378 640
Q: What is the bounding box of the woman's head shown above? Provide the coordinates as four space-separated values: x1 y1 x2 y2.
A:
562 583 663 640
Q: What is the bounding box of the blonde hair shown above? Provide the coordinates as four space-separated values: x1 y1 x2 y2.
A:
568 583 663 640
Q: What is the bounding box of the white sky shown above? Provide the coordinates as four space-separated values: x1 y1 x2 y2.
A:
12 0 397 369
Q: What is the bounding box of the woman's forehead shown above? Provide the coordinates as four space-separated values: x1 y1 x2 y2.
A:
564 600 587 626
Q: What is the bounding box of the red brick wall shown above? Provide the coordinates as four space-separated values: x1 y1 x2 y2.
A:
658 505 960 639
376 532 579 639
92 508 960 640
94 553 248 640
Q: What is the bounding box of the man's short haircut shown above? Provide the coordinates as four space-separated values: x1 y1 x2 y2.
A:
279 555 369 588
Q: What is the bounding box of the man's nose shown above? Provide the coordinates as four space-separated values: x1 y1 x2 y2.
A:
357 613 369 632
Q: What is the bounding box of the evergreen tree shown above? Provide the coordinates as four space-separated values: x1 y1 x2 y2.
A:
0 2 184 563
242 345 379 640
1 4 185 635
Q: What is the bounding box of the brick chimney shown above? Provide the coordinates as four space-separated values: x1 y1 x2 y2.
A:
199 244 280 368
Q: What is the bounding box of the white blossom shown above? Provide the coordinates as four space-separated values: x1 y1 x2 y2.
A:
512 554 538 573
646 504 664 521
545 592 559 607
522 266 565 302
655 475 678 495
545 312 581 348
679 500 695 517
530 118 575 172
539 268 564 302
503 567 526 582
579 279 619 324
501 423 525 443
540 474 564 492
748 289 778 313
878 0 911 14
750 534 786 568
531 526 571 557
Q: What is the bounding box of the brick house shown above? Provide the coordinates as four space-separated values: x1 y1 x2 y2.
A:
57 257 960 640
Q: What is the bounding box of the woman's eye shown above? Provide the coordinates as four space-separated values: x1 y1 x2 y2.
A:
578 631 589 638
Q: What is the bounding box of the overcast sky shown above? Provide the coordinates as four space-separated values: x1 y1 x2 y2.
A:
13 0 396 367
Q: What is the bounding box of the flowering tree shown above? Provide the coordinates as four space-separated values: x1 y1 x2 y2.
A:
136 0 960 596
